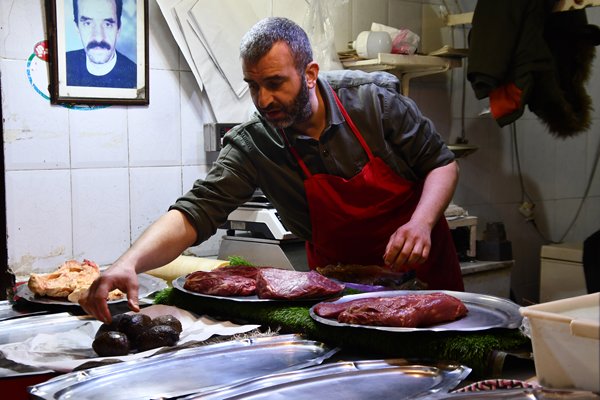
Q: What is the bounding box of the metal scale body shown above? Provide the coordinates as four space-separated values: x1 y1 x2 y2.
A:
218 190 308 271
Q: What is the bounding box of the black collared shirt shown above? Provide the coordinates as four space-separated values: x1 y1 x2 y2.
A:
171 70 454 244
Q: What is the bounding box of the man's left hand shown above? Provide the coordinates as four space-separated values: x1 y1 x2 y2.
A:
383 220 431 270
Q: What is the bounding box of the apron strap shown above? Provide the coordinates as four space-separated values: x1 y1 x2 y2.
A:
330 89 375 160
279 128 313 178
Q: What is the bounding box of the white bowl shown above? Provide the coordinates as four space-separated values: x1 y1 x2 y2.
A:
353 31 392 59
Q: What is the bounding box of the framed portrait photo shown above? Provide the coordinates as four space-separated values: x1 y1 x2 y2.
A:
47 0 149 105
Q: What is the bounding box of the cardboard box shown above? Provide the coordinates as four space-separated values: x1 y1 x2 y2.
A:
520 293 599 392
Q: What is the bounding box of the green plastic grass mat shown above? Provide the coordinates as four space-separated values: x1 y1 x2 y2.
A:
154 287 530 378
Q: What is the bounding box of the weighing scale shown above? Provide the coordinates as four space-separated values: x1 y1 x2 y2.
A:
218 190 308 271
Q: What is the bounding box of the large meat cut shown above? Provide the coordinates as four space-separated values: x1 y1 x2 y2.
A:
183 265 344 300
27 259 124 303
256 269 345 300
316 264 414 287
313 292 468 328
183 265 260 296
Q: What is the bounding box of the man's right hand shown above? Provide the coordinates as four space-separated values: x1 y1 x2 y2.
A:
79 264 140 324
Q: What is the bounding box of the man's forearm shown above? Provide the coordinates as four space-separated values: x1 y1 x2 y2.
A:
115 209 199 274
410 161 459 229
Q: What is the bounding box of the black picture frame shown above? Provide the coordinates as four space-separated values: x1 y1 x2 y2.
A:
46 0 149 105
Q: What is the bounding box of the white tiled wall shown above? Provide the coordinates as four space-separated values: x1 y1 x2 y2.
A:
2 0 599 304
71 168 131 264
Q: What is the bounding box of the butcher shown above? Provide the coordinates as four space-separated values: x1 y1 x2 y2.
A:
80 17 464 323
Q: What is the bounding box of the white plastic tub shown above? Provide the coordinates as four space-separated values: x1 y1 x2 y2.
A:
520 293 599 392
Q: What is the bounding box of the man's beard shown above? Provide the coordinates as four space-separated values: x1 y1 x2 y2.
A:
262 76 312 129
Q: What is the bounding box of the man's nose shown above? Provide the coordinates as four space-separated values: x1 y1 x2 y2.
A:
90 24 106 42
256 87 273 109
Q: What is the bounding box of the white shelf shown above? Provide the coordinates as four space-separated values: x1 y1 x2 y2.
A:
341 53 462 96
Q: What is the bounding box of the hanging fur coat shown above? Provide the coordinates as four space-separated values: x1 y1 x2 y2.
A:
467 0 600 137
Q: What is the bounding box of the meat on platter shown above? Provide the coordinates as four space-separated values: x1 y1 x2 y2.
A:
313 292 468 328
183 265 258 296
183 265 345 300
27 259 124 303
256 268 345 300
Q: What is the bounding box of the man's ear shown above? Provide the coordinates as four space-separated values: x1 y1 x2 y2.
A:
305 61 319 89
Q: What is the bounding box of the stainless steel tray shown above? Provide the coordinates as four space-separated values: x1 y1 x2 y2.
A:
29 334 338 400
15 273 167 306
309 290 522 332
172 275 338 303
185 359 471 399
0 313 97 378
0 312 95 345
0 300 49 321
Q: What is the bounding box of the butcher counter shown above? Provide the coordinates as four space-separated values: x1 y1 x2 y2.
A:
1 283 597 399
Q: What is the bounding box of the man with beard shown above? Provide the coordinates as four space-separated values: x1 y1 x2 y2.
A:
80 17 463 323
66 0 136 88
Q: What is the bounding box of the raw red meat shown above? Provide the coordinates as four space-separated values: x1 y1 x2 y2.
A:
314 293 468 328
183 267 259 296
213 265 261 279
256 269 345 300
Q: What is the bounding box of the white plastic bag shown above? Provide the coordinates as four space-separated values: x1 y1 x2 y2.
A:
371 22 420 55
303 0 346 71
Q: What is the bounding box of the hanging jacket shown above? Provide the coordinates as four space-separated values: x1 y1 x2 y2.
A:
467 0 600 137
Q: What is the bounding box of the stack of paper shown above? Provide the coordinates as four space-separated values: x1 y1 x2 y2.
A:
157 0 271 122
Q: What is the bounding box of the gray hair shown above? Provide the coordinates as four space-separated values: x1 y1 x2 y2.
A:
240 17 313 73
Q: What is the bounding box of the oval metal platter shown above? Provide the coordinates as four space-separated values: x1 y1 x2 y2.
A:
15 273 167 306
28 334 338 400
192 359 472 400
172 275 340 303
309 290 523 332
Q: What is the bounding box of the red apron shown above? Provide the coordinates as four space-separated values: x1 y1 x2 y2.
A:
281 89 464 291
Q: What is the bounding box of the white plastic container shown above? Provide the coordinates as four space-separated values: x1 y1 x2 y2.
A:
352 31 392 59
520 293 599 392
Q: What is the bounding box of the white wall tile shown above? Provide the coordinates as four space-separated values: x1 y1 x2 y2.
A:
5 170 72 277
148 0 180 71
486 122 522 204
129 166 183 241
554 130 588 200
69 106 129 169
515 119 557 201
128 69 181 166
409 80 452 136
1 59 70 170
181 71 213 166
489 202 545 305
552 198 588 244
71 168 131 265
272 0 308 23
182 165 224 257
351 0 389 38
330 1 353 51
453 118 515 207
0 0 46 60
388 0 421 37
182 165 209 195
450 69 486 120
